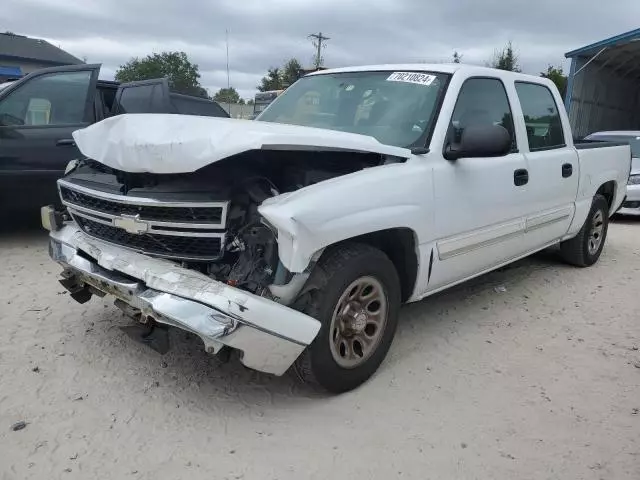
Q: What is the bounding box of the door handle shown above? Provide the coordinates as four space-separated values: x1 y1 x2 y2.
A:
562 163 573 178
56 139 75 146
514 168 529 186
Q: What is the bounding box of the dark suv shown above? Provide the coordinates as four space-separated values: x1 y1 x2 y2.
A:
0 64 228 212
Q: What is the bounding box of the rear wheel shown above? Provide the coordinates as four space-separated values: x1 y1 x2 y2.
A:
293 243 401 393
560 194 609 267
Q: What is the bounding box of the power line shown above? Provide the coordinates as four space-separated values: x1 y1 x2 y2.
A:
308 32 330 69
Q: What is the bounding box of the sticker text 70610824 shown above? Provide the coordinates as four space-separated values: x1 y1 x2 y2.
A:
386 72 436 86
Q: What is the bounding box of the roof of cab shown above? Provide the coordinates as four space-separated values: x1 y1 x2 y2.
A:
307 64 462 75
306 64 552 82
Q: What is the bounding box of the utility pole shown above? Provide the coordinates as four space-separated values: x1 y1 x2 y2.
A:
225 29 230 90
225 29 231 114
308 32 330 69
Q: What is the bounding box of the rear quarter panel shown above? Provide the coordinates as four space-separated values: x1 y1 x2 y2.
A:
567 144 631 236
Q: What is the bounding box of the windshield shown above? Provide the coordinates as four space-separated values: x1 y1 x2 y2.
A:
257 71 449 148
587 134 640 157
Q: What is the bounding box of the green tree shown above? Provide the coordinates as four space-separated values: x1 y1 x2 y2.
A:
257 67 283 92
247 98 255 105
491 42 521 72
540 65 568 99
213 87 243 104
115 51 205 96
452 51 463 63
282 58 303 87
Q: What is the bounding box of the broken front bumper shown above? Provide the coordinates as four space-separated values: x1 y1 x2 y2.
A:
48 224 321 375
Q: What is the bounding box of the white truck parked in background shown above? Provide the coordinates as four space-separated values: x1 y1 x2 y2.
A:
42 64 632 393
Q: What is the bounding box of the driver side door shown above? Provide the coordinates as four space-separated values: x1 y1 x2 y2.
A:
426 77 532 291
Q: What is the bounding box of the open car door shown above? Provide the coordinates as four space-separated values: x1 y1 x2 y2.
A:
112 78 229 117
0 63 101 211
112 78 172 115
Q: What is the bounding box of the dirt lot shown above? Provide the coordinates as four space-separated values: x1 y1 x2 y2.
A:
1 219 639 480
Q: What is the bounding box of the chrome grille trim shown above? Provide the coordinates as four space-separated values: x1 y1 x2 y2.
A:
66 207 226 238
58 179 229 229
58 179 228 261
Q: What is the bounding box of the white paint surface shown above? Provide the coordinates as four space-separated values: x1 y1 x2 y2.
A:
71 114 410 174
70 65 632 303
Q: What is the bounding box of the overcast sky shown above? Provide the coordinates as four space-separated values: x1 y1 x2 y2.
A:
6 0 640 100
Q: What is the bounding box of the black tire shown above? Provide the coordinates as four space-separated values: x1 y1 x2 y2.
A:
560 194 609 267
292 243 401 393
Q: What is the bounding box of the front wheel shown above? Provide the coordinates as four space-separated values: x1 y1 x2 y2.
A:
560 194 609 267
293 243 401 393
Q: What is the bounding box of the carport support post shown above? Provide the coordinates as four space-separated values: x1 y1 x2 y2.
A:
565 57 577 113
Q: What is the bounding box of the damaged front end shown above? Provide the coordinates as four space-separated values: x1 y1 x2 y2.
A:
43 147 393 373
47 223 320 375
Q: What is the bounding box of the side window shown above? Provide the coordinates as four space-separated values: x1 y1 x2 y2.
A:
450 78 516 150
515 82 565 151
115 85 153 114
0 70 92 126
115 84 168 114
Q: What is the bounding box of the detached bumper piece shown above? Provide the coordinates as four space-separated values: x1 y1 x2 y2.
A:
48 224 321 375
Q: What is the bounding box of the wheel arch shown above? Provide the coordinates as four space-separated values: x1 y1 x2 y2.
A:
595 180 617 213
316 228 419 303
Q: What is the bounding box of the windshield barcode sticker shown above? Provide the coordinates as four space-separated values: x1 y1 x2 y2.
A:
386 72 436 86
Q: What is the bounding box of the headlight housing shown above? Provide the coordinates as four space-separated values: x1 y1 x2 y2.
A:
628 174 640 185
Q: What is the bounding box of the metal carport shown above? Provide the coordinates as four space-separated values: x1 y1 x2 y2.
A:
565 28 640 138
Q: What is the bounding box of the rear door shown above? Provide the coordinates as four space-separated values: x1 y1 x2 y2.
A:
111 78 171 115
512 81 579 246
0 64 100 212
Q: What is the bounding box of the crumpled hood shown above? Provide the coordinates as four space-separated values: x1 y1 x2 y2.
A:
72 113 411 174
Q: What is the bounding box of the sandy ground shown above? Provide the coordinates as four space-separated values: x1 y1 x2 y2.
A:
1 218 639 480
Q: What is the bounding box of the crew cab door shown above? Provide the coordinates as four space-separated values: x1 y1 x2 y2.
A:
0 64 100 211
512 81 579 245
426 77 532 291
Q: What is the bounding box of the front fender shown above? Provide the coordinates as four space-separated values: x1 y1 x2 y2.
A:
258 162 433 272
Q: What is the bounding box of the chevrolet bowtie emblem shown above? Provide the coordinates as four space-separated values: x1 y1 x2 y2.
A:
112 214 149 234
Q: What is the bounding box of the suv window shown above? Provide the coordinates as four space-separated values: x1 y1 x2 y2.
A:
449 78 516 150
515 82 565 151
171 95 229 117
0 70 92 126
115 84 157 114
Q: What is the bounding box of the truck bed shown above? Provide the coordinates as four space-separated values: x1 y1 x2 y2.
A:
574 139 629 149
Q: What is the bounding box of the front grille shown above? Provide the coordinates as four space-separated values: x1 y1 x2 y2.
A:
74 216 223 260
59 186 224 224
58 179 228 261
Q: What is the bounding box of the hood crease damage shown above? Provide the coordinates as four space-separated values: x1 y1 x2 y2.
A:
72 113 411 174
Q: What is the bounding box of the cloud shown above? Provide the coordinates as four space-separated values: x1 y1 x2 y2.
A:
5 0 640 99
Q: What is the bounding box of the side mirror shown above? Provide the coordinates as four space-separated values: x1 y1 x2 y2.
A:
444 124 511 161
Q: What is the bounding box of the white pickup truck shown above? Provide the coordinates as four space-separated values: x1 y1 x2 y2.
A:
42 64 632 393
